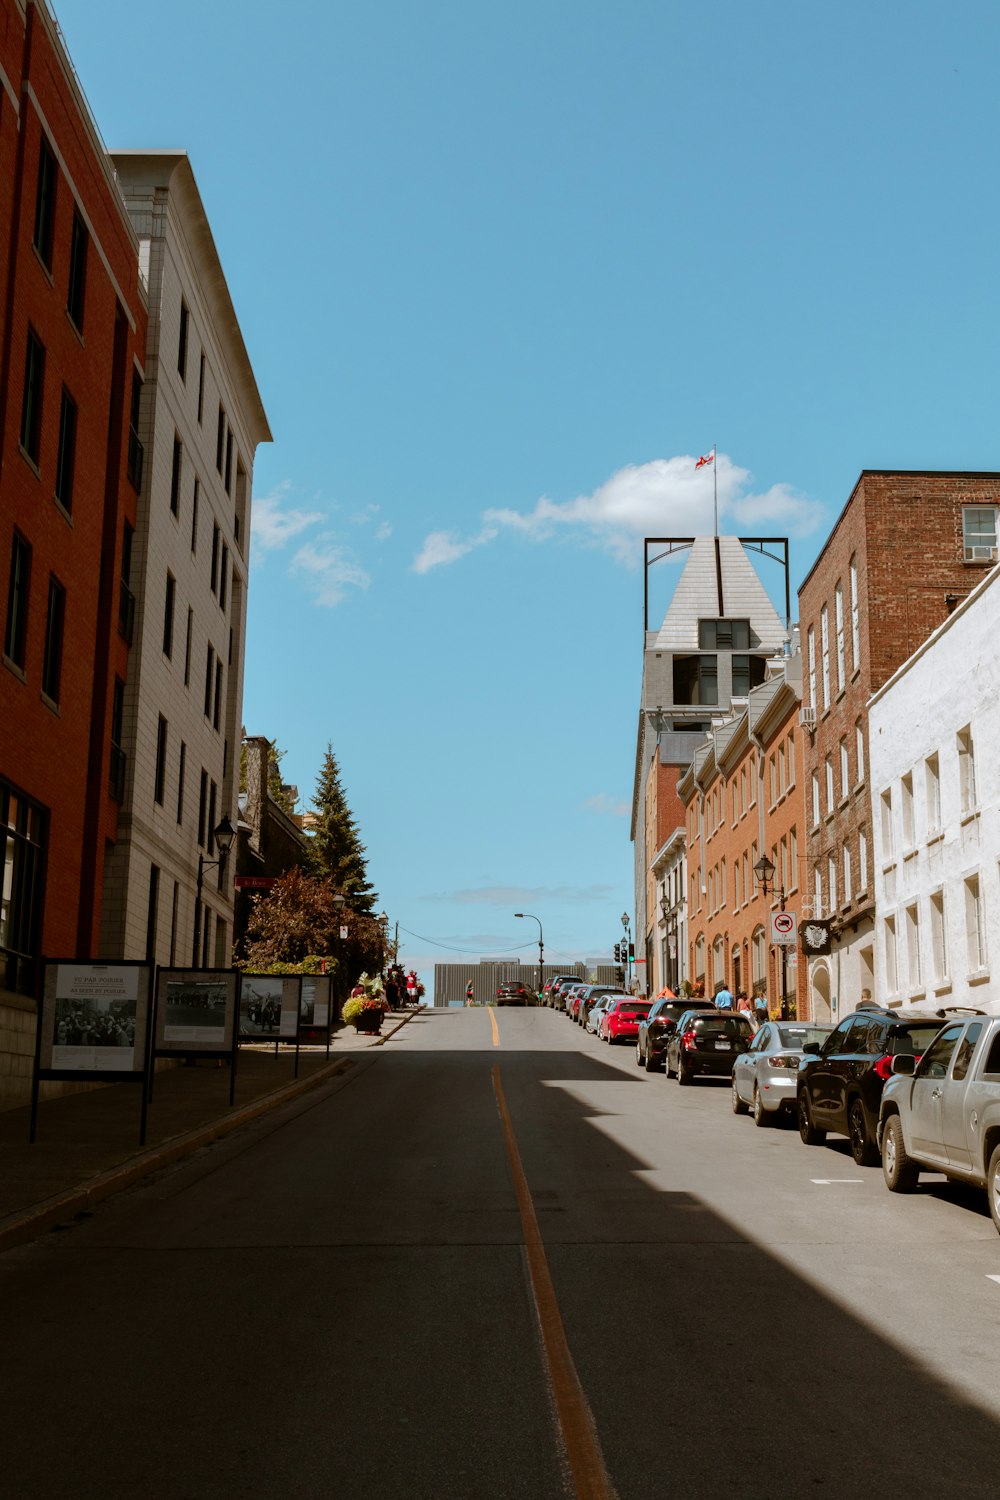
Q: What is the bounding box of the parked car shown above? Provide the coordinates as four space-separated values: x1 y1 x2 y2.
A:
635 997 716 1072
547 975 580 1008
599 997 652 1045
495 980 534 1007
585 994 620 1036
567 984 599 1023
732 1021 833 1125
576 986 622 1027
560 983 588 1017
796 1007 946 1165
877 1013 1000 1230
665 1009 754 1084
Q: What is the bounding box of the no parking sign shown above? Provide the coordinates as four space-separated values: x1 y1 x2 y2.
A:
770 911 797 945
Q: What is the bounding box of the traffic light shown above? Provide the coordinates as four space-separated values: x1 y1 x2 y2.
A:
628 942 635 962
615 967 625 987
613 942 621 963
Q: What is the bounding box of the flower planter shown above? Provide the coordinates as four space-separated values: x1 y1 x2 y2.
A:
353 1012 382 1034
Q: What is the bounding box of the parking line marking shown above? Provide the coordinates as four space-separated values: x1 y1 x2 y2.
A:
810 1178 865 1185
488 1007 500 1048
492 1064 615 1500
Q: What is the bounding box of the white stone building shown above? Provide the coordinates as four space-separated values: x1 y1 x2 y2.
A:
99 153 271 966
869 564 1000 1015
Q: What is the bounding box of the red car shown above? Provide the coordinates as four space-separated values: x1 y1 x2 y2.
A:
600 998 652 1044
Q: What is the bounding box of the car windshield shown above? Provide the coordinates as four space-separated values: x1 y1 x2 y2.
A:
777 1026 829 1047
890 1024 943 1056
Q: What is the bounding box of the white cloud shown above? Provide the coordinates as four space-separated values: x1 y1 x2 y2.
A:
251 484 323 554
291 540 370 607
412 454 825 571
582 793 630 817
375 521 393 542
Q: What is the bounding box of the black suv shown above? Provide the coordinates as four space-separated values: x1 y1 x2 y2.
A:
664 1009 754 1084
797 1008 945 1164
635 998 717 1072
495 981 535 1007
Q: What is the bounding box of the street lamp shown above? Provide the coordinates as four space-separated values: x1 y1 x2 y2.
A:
514 912 543 999
621 910 632 990
754 853 789 1020
192 814 235 967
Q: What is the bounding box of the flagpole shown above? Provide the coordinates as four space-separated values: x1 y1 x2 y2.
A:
713 441 718 537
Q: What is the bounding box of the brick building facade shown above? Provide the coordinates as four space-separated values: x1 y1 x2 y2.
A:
798 470 1000 1022
0 0 148 1105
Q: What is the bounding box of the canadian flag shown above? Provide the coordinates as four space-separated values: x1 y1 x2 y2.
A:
695 449 715 469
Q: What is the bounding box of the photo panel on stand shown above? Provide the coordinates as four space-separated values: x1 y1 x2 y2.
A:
155 969 239 1053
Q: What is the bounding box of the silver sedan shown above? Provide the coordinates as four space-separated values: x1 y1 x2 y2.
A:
585 995 617 1036
732 1021 833 1126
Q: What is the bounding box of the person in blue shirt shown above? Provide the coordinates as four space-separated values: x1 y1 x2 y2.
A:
714 983 734 1010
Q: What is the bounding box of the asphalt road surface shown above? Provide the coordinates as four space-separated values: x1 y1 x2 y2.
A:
4 1005 1000 1499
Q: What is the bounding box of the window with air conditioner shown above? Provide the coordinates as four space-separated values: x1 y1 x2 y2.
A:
962 506 998 562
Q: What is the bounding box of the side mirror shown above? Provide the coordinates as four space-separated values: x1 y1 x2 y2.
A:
801 1041 822 1056
891 1054 916 1077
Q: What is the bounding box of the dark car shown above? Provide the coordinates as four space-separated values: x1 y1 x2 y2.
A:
546 974 580 1008
796 1008 946 1165
635 997 717 1072
495 981 534 1007
664 1009 754 1084
576 985 623 1026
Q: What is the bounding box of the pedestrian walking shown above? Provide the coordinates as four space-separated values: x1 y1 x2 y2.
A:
714 983 734 1011
753 991 768 1026
465 980 474 1007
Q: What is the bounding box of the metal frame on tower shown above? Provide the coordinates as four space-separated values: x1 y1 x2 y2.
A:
643 536 791 635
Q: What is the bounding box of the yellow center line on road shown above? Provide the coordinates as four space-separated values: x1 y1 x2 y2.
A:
491 1064 616 1500
488 1006 500 1047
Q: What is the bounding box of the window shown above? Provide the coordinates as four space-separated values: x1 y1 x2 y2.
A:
170 435 182 516
820 605 830 710
204 643 215 718
751 926 766 985
213 658 223 730
811 771 820 826
926 753 941 832
699 618 750 649
786 732 795 787
224 432 233 495
901 772 914 848
177 742 186 824
769 755 777 807
843 841 852 903
884 914 897 993
825 756 834 813
219 543 228 614
20 329 45 464
673 654 718 706
965 874 986 971
207 782 217 854
834 583 845 693
211 522 220 594
849 556 859 670
184 607 193 687
41 576 65 704
33 136 57 268
216 404 226 472
732 654 765 697
740 767 747 815
906 903 921 988
958 726 977 813
930 890 948 981
735 859 742 907
146 864 160 965
828 854 837 912
154 716 168 805
118 521 135 643
855 720 865 784
55 389 77 512
67 212 88 331
0 778 47 995
789 827 798 891
197 353 206 422
814 864 823 919
163 572 175 658
962 506 998 561
198 769 208 848
881 790 894 860
127 370 144 490
779 836 788 892
840 739 849 801
110 677 126 799
807 625 816 709
952 1023 983 1082
178 300 189 380
191 478 199 553
859 828 868 891
742 851 748 903
4 532 31 670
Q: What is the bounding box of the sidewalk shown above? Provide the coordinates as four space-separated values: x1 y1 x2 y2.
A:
0 1007 419 1253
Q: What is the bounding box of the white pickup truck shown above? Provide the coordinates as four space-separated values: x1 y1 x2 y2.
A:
877 1013 1000 1233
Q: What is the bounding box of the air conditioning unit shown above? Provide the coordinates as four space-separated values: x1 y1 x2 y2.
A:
964 545 998 562
799 704 817 729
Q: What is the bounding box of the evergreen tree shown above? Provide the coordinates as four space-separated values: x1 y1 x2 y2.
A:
309 743 377 911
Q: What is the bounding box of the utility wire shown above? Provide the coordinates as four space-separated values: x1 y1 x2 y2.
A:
396 924 533 956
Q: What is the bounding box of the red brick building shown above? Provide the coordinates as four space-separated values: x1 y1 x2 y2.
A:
797 470 1000 1021
0 1 147 1101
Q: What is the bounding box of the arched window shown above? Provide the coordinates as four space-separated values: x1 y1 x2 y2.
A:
752 925 767 986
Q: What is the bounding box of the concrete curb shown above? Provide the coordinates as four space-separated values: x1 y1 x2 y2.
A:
370 1006 420 1046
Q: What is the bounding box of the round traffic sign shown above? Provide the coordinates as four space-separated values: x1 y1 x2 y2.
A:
773 912 794 935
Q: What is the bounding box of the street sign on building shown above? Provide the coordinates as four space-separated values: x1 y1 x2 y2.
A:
770 911 797 945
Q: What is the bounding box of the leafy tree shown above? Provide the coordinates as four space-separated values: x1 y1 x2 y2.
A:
309 744 377 912
239 868 386 984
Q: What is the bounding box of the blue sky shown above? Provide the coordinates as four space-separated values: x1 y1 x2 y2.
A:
57 0 1000 989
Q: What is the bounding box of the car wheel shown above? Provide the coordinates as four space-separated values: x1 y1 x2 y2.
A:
732 1077 749 1115
988 1145 1000 1236
635 1042 645 1068
677 1059 692 1086
849 1098 879 1167
645 1048 662 1074
882 1115 919 1192
665 1050 675 1079
798 1091 826 1146
752 1085 771 1128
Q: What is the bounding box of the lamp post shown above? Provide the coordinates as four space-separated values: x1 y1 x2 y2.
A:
659 895 670 993
377 910 389 987
192 814 235 968
754 853 788 1020
514 912 543 999
621 910 631 991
